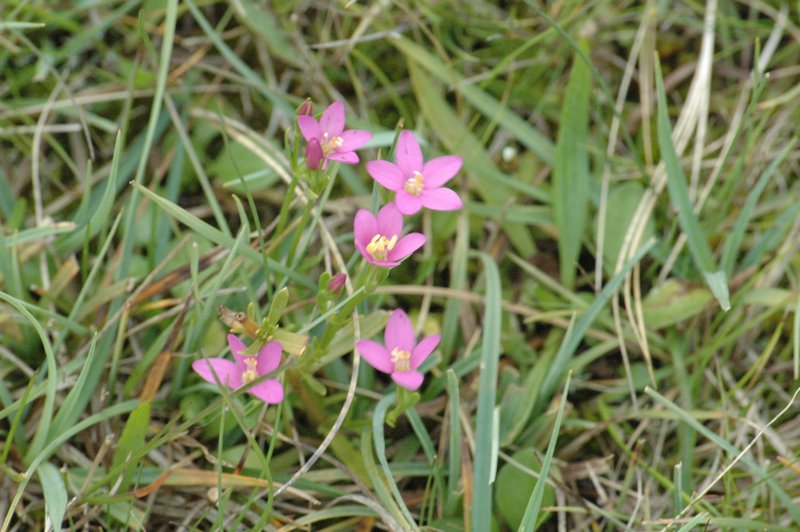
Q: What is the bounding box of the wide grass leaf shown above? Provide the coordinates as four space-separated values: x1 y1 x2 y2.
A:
553 40 592 289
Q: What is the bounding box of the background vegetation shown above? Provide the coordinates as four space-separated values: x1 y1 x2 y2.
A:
1 0 800 530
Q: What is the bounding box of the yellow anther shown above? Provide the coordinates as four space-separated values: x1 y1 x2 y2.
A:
241 369 258 384
365 234 398 261
244 357 258 368
390 348 412 372
404 171 424 196
321 133 344 155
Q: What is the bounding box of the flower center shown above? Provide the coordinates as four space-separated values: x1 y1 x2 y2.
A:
404 171 424 196
321 132 344 155
366 234 398 262
241 357 258 384
391 347 411 372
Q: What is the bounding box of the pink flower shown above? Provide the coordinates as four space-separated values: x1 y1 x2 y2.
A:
192 334 284 404
354 202 426 267
366 130 463 215
356 309 440 391
297 101 372 167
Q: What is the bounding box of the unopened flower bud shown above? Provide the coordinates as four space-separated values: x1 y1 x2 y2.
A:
297 99 313 117
327 273 347 294
305 138 323 170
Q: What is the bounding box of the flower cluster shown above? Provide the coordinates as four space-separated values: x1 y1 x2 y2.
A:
302 103 462 390
192 99 463 403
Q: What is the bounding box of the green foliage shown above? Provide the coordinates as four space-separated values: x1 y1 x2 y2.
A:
1 1 799 529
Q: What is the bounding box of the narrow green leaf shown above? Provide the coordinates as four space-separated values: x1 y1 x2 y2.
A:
720 138 796 275
654 56 729 310
110 401 152 493
519 372 571 531
0 292 59 466
553 40 592 289
373 394 419 530
36 462 67 532
131 182 313 288
49 333 100 438
392 37 554 164
471 252 503 532
535 238 656 415
2 401 138 531
445 369 462 515
646 387 800 525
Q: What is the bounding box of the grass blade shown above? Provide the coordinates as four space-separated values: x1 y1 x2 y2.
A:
646 386 800 525
373 393 419 530
654 55 729 310
519 372 571 532
36 462 67 532
553 40 591 289
535 238 656 416
471 252 503 531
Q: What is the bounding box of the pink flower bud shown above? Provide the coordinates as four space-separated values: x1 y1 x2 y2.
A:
327 273 347 294
305 138 323 170
297 99 313 117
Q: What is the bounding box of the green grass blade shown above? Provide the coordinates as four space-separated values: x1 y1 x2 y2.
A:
0 291 58 465
654 56 729 310
130 182 313 288
646 386 800 525
392 37 554 165
719 138 796 276
117 0 177 281
535 238 656 416
373 393 419 530
471 252 503 531
553 40 591 289
519 372 571 532
36 462 67 532
445 369 462 515
2 400 138 530
48 332 100 438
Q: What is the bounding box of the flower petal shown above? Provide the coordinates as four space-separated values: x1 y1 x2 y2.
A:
366 160 405 191
256 341 282 375
411 334 440 370
354 209 377 247
392 370 424 391
394 190 422 215
356 339 393 373
396 130 423 176
248 379 284 404
421 187 463 211
340 129 372 151
228 334 250 371
388 232 425 262
385 309 415 353
320 100 345 136
327 151 359 164
422 155 462 187
192 358 241 389
376 202 403 237
297 115 321 142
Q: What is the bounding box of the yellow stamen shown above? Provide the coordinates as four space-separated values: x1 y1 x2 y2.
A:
321 132 344 155
242 357 258 383
404 171 424 196
391 348 412 372
365 234 398 262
